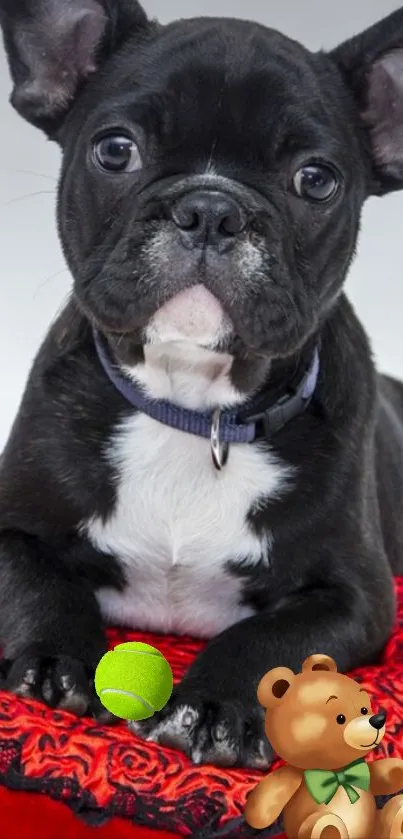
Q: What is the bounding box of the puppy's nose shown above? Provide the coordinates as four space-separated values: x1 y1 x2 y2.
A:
369 712 386 730
172 190 246 250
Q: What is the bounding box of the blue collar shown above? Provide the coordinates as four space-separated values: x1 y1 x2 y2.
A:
93 330 320 468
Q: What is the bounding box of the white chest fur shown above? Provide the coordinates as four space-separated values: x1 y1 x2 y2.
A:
83 309 292 639
86 413 289 638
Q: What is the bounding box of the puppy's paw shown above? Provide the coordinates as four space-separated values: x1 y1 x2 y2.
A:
130 688 271 769
0 649 114 723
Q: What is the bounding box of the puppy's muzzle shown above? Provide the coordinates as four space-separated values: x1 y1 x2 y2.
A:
172 190 246 252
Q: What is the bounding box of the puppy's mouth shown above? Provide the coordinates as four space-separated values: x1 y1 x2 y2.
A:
144 284 234 349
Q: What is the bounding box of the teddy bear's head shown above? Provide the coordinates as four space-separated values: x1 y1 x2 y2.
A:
258 654 386 771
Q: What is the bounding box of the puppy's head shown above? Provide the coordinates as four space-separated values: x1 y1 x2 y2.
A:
2 1 403 364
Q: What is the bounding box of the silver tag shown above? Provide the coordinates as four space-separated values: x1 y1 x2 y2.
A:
210 409 229 470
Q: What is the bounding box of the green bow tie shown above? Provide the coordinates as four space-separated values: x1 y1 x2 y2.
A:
304 758 370 805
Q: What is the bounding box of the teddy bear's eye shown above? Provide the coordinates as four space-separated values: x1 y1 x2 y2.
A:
361 707 368 715
336 714 346 725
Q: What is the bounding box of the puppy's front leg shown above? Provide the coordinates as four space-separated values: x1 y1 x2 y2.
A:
0 531 111 720
132 578 391 768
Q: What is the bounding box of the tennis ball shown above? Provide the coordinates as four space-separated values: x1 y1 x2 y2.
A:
95 642 173 721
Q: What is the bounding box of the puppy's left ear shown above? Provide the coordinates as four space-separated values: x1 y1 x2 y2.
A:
0 0 152 136
331 8 403 195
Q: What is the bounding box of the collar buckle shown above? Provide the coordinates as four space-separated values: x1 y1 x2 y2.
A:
247 389 313 440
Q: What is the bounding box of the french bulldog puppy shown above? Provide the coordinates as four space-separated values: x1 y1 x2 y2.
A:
0 0 403 769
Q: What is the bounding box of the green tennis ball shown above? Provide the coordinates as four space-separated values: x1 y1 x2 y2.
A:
95 642 173 721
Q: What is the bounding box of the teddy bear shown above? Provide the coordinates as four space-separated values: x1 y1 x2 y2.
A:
244 654 403 839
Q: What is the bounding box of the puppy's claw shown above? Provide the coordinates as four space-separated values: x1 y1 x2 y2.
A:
0 650 115 723
130 690 272 769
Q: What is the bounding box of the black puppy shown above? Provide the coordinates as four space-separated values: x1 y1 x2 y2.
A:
1 0 403 770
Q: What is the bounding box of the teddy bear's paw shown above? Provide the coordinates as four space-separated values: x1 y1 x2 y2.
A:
130 687 272 769
298 812 349 839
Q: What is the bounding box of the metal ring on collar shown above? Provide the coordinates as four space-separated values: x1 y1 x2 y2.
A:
210 409 229 470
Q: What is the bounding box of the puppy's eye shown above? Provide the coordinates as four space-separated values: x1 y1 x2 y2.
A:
93 134 142 173
336 714 346 725
361 707 368 715
293 164 339 202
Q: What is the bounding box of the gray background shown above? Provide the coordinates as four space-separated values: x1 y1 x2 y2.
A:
1 0 402 446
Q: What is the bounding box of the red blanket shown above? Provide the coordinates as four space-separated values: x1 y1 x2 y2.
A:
1 580 403 839
0 788 180 839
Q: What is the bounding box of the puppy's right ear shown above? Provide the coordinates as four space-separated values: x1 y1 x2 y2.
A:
0 0 152 135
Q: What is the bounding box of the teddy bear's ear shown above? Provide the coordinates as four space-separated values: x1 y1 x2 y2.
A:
302 654 338 673
257 667 295 709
